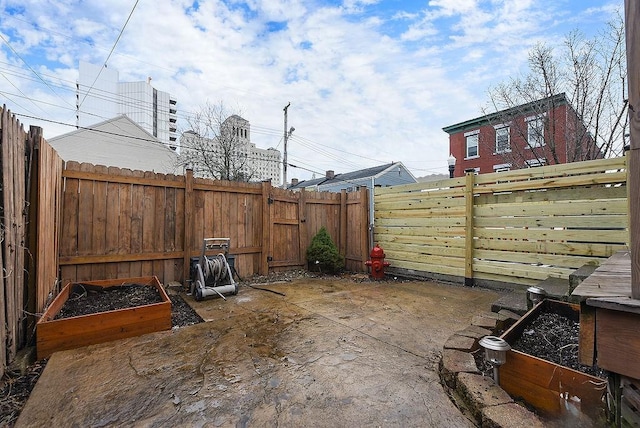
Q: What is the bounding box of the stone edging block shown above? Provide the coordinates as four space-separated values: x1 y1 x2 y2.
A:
439 309 545 427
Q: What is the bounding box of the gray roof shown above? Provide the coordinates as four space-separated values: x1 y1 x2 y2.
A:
289 162 413 190
49 115 179 174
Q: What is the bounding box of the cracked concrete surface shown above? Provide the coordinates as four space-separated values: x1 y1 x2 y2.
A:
17 277 502 427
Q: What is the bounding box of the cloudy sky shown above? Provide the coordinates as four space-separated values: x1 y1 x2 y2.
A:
0 0 622 180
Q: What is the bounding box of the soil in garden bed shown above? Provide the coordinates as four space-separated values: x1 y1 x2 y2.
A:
55 283 165 319
474 311 605 379
510 311 605 378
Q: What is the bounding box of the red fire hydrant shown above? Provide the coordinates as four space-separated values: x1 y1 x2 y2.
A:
365 244 390 279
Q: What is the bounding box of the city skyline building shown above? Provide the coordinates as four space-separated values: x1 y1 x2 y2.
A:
76 61 178 150
180 115 281 185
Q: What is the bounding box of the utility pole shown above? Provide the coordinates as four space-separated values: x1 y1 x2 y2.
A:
283 102 294 188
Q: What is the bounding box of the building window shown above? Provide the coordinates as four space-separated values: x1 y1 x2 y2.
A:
495 126 510 153
526 116 545 148
493 163 511 172
526 158 546 168
465 133 478 158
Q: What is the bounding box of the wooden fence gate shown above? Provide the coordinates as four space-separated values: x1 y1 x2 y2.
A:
0 107 63 378
267 187 305 270
263 186 368 272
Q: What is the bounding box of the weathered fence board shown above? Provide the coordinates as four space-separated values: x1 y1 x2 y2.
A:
34 134 63 313
3 100 633 373
57 162 369 286
0 108 56 377
374 156 628 287
1 106 26 372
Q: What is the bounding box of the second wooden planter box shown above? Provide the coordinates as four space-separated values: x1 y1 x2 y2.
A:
37 276 172 359
499 299 607 421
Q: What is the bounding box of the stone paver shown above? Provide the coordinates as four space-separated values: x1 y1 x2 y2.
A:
481 402 546 428
456 372 513 422
471 313 500 330
444 334 478 352
456 324 492 339
440 349 479 389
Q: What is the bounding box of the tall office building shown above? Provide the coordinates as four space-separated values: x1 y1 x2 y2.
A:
76 61 178 150
229 116 281 185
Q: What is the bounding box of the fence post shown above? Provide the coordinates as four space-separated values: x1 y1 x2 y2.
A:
183 168 194 285
260 180 272 275
25 126 41 345
464 172 475 286
339 189 347 256
298 190 308 268
361 187 370 270
625 0 640 299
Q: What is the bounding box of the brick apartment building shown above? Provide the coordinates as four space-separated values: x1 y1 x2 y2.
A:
442 93 602 177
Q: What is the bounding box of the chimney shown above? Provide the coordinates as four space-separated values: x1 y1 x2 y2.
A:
291 178 299 186
326 170 335 179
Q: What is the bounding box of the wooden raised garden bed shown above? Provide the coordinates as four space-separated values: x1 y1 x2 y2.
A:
499 299 607 421
37 276 171 359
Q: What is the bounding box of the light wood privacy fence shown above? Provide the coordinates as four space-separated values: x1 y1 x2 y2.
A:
374 157 628 287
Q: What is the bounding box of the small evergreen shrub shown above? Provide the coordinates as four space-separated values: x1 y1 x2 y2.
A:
306 227 344 274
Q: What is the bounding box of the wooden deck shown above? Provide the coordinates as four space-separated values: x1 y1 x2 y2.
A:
572 250 633 302
572 250 640 380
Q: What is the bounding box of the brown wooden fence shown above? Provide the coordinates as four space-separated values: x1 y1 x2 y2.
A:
57 162 369 287
1 108 63 377
374 156 628 287
1 103 369 374
32 129 64 324
0 106 26 377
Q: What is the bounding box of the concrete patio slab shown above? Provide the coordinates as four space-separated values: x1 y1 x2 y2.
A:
17 277 503 427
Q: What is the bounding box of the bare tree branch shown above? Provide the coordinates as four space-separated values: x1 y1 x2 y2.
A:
176 101 255 181
483 13 627 165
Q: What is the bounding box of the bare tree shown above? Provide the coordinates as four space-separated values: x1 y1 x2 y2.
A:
483 13 628 167
177 101 255 181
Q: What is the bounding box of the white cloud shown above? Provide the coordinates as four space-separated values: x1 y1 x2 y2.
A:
0 0 622 178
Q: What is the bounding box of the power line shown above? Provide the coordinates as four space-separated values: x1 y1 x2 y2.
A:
0 90 38 117
0 76 44 116
1 74 393 171
77 0 140 110
14 112 282 166
0 33 74 110
0 61 429 173
11 111 401 185
0 56 431 176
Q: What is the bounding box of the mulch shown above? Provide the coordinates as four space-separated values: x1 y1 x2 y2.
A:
511 311 605 378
